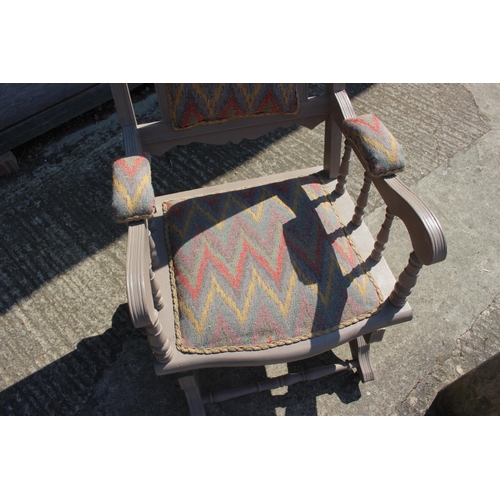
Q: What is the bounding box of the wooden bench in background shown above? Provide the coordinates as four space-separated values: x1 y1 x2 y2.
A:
0 83 141 176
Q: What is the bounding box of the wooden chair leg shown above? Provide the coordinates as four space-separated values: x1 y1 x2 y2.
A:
349 335 375 383
177 371 206 416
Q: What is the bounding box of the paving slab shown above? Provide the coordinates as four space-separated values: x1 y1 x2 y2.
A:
0 83 498 415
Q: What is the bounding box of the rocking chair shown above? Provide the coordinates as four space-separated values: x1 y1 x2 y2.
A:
110 84 446 415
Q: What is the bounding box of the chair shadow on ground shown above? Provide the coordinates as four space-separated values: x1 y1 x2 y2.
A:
0 84 374 416
0 302 362 416
202 355 362 416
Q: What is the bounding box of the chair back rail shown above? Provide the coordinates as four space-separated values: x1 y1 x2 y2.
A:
110 83 345 178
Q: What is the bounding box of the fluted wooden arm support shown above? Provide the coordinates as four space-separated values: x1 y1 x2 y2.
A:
372 176 447 266
127 221 173 363
371 175 447 307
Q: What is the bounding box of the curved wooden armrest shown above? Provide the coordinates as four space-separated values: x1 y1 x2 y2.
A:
372 175 447 266
332 89 447 266
126 220 156 328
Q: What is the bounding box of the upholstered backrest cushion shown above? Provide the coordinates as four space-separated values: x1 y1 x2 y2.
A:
342 114 405 177
112 153 155 223
166 84 299 130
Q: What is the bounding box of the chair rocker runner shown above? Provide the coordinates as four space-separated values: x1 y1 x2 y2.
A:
110 83 447 415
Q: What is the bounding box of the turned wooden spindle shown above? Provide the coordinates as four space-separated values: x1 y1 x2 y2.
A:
370 208 395 261
149 232 160 269
150 268 164 311
202 361 358 405
334 140 352 195
389 251 423 307
145 309 173 363
351 171 372 225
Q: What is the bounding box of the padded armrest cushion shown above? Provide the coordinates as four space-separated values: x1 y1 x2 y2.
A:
342 114 405 178
112 153 155 223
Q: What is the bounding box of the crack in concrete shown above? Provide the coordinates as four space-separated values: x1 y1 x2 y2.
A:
461 84 493 129
394 377 423 411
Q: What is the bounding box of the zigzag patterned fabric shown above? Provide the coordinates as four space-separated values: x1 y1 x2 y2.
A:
342 114 405 178
166 84 299 130
112 154 155 223
163 174 384 355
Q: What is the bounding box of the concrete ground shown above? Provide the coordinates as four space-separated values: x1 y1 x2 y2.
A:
1 83 499 416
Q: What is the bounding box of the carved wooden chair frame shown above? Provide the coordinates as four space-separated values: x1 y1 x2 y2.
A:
110 83 446 415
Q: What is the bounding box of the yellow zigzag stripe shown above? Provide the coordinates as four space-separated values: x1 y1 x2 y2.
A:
360 132 399 164
328 241 371 298
301 184 329 205
172 84 295 121
237 83 262 110
291 252 371 305
172 84 185 116
179 267 297 335
291 255 336 307
183 227 285 286
193 83 225 117
169 183 300 238
219 183 301 225
340 263 371 297
277 84 295 107
113 172 151 212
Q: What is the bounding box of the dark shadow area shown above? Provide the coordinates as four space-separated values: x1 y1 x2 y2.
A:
154 124 302 196
346 83 374 99
0 304 191 416
1 83 377 415
309 83 373 98
426 352 500 416
0 304 140 415
202 352 362 416
0 303 362 416
282 187 381 335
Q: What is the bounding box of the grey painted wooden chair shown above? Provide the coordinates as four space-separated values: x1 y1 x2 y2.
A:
110 84 446 415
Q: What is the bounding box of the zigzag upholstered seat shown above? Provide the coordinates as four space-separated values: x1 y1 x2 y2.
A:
110 83 446 415
163 174 383 355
